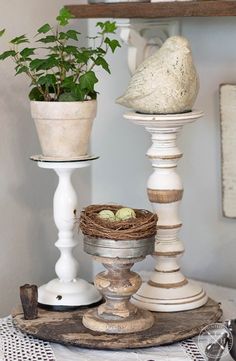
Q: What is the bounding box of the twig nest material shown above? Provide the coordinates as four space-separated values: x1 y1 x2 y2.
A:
116 36 199 114
80 204 157 240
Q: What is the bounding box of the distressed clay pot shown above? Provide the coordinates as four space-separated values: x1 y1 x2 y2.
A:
30 100 97 158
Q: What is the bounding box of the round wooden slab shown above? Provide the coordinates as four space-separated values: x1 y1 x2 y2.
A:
12 298 222 350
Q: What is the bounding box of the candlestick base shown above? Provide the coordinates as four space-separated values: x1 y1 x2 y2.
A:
38 278 101 309
132 278 207 312
83 307 154 334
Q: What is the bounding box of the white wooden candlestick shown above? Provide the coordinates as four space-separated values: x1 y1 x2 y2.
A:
35 160 101 309
124 111 208 312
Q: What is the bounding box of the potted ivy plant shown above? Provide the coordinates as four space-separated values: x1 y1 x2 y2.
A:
0 7 120 158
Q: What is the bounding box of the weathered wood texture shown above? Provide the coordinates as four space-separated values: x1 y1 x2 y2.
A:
82 235 155 333
66 2 236 19
13 298 222 350
20 284 38 320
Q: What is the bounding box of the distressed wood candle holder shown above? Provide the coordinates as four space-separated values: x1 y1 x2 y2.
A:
82 235 155 333
124 110 208 312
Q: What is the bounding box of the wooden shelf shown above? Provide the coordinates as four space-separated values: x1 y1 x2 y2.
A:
66 1 236 19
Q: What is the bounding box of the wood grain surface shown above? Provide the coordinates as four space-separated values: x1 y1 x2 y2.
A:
66 2 236 19
12 298 222 350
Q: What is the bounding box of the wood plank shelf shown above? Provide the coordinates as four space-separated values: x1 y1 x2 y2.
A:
66 1 236 19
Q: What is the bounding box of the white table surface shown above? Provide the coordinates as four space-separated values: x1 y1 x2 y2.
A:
50 280 236 361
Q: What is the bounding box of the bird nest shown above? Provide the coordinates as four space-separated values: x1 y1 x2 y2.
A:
80 204 158 240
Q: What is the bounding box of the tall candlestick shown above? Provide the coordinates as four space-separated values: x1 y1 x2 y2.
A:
124 111 208 312
33 159 101 309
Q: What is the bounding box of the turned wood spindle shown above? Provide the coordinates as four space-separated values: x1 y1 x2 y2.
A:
32 160 101 309
125 111 208 312
82 236 155 333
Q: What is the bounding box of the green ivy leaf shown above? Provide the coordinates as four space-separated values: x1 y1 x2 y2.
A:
97 21 117 34
61 76 74 90
20 47 35 59
79 71 98 92
104 21 117 33
36 35 57 44
44 45 60 52
18 57 31 62
63 45 79 55
72 84 87 101
96 22 105 30
0 29 5 37
58 92 77 102
75 50 94 64
30 59 45 71
56 7 74 26
0 50 17 60
37 74 56 87
88 90 97 100
44 56 59 70
29 87 44 101
37 23 51 34
96 47 106 55
104 38 121 53
95 56 110 74
66 29 80 41
10 34 29 45
59 32 67 40
15 65 29 75
59 60 74 71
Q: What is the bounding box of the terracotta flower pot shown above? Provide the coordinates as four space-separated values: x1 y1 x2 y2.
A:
30 100 97 158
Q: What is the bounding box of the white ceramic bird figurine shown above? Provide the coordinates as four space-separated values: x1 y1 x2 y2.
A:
116 36 199 114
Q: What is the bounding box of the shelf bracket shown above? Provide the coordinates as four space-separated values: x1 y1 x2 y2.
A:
117 19 180 74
